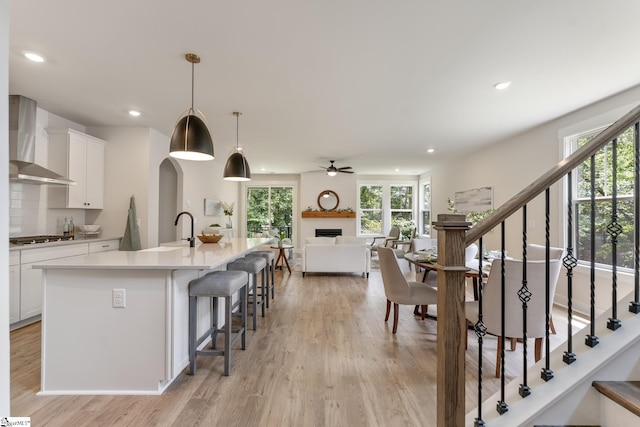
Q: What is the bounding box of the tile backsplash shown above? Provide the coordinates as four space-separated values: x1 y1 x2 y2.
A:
10 182 85 236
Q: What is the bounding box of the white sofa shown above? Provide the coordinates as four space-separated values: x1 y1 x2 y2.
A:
302 236 370 278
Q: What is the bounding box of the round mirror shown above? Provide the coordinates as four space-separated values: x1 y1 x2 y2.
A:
318 190 339 211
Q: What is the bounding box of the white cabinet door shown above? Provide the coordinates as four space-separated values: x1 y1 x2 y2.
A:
48 129 105 209
20 263 43 320
17 243 89 324
66 132 87 208
84 137 105 209
9 264 20 324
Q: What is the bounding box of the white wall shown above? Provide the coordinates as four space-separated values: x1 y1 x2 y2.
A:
428 83 640 315
300 172 357 246
1 0 10 415
88 127 154 247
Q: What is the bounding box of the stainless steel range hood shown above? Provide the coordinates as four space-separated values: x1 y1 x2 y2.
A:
9 95 75 185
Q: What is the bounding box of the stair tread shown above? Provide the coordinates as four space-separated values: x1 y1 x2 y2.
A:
592 380 640 417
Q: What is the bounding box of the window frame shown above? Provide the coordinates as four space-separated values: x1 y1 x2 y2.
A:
564 124 635 271
357 180 417 237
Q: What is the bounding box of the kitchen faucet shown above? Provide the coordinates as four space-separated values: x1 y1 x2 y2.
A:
174 211 195 247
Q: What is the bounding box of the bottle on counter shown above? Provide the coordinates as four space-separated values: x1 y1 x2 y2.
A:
69 217 75 239
63 217 69 237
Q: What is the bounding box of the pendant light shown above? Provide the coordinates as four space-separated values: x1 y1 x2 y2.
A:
223 111 252 181
169 53 214 161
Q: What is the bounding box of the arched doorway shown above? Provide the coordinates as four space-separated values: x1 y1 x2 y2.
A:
158 158 179 244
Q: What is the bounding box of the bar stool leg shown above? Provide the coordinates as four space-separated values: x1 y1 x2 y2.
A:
189 295 197 375
241 284 247 350
249 274 258 330
211 296 219 349
224 294 232 376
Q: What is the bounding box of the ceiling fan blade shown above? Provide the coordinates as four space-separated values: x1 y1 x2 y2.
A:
337 166 353 170
339 170 354 174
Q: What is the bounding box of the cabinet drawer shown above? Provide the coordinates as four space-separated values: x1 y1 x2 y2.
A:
89 239 120 253
21 243 88 264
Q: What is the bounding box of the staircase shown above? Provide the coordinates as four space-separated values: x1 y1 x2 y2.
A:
432 103 640 426
465 289 640 426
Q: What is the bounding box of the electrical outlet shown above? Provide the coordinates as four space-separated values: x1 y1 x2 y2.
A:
112 289 126 308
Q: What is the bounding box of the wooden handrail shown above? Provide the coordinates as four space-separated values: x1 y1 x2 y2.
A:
466 103 640 245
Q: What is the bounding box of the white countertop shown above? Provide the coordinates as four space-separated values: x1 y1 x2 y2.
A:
10 236 121 252
32 237 271 270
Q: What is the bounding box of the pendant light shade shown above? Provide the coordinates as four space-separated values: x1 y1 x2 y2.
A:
223 112 251 181
169 53 214 161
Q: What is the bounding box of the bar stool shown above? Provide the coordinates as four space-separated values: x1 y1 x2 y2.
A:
227 257 267 331
246 250 276 307
188 270 248 376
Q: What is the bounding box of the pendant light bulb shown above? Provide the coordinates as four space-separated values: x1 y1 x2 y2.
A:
169 53 214 161
224 112 252 181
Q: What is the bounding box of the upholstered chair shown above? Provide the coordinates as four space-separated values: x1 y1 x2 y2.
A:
465 245 563 377
378 247 438 334
369 225 400 257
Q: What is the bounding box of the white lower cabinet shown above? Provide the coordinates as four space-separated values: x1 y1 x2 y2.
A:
9 252 20 324
11 239 121 329
14 243 89 326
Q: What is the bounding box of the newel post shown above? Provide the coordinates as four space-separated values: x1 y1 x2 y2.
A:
434 214 470 427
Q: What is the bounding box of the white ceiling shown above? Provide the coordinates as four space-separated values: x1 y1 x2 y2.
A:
9 0 640 175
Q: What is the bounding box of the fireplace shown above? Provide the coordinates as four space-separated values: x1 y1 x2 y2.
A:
315 228 342 238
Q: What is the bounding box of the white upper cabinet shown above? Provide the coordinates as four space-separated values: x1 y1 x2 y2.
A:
48 129 105 209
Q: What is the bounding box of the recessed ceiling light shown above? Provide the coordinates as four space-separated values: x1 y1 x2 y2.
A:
395 168 400 172
25 52 45 62
493 81 512 90
427 148 435 153
128 110 141 117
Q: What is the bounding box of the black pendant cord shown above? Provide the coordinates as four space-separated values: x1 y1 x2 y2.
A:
496 221 508 415
541 188 554 381
191 60 195 111
608 139 622 331
474 236 486 427
519 205 531 397
586 154 599 347
631 121 640 314
563 170 577 365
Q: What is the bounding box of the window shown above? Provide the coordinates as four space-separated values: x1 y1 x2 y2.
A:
567 125 635 269
358 182 416 236
421 179 432 237
359 185 383 234
246 186 294 239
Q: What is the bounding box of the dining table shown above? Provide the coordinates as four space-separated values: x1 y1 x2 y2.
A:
403 252 490 301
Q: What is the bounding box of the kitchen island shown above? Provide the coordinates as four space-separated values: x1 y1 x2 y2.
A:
33 237 271 395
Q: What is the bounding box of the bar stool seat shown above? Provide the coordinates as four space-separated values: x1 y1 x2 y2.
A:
188 270 248 376
227 257 267 331
246 250 276 306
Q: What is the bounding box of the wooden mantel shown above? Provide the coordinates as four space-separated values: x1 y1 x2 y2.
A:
301 211 355 218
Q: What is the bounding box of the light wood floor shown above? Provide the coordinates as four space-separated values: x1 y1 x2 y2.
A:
10 263 568 426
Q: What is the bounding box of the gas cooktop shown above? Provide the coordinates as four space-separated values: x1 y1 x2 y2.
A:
10 235 74 246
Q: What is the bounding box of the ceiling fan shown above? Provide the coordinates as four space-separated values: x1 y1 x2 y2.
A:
319 160 354 176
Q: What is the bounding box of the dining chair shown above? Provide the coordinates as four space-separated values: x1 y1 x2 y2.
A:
369 225 401 257
378 246 438 334
465 245 563 377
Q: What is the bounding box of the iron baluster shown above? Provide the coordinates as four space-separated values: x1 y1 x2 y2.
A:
474 237 486 427
496 221 508 415
607 138 622 330
541 189 554 381
519 205 531 397
586 154 599 347
563 170 577 365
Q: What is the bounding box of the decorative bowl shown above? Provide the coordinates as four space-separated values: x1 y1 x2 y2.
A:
78 224 101 233
197 234 223 243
